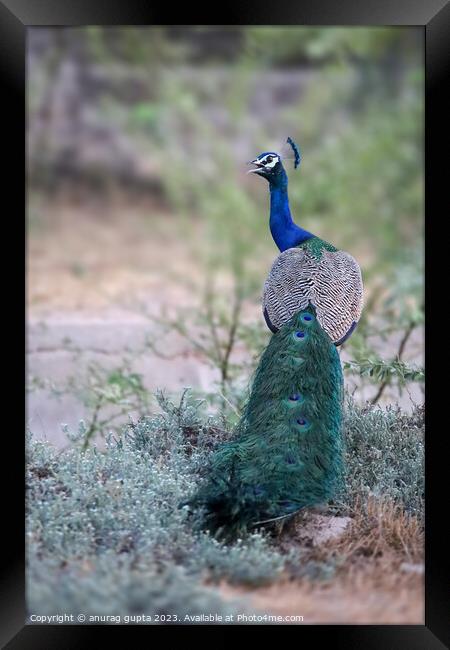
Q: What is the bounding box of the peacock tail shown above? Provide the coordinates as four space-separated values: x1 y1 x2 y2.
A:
187 303 344 538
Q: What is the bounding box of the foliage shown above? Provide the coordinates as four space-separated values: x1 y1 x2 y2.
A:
243 27 420 67
343 358 424 386
26 390 424 616
144 284 269 417
191 533 285 587
26 391 284 618
29 358 152 449
342 399 424 519
76 363 150 449
343 249 424 403
27 556 245 621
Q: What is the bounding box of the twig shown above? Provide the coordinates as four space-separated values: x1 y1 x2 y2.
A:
220 288 242 390
82 396 104 450
216 390 241 418
371 321 416 405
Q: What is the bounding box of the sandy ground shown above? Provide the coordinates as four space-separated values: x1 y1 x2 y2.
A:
219 572 424 624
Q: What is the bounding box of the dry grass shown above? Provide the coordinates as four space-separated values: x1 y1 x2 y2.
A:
332 496 423 568
219 497 424 624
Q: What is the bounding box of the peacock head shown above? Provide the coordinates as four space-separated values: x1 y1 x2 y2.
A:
247 151 283 180
247 137 301 186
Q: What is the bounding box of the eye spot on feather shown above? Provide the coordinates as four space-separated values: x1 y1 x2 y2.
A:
292 415 311 432
300 313 314 326
285 392 304 408
292 330 307 343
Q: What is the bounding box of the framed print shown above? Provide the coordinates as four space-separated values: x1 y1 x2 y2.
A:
1 0 448 646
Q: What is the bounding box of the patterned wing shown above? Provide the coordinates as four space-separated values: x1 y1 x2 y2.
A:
262 248 313 331
262 247 363 345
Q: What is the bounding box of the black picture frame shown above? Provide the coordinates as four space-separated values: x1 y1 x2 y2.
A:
3 1 448 646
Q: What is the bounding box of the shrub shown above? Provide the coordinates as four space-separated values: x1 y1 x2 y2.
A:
342 399 424 519
27 554 245 620
26 392 285 616
26 391 424 617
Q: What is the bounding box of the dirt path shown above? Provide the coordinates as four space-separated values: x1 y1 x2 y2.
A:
219 571 423 624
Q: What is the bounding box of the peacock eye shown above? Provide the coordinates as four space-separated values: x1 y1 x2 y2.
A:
266 156 273 164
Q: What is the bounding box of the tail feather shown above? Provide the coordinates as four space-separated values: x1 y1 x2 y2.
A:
187 303 344 538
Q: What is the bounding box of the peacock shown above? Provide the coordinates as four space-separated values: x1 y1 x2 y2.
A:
185 137 363 538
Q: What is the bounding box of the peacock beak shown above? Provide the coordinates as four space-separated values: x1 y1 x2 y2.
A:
247 159 265 174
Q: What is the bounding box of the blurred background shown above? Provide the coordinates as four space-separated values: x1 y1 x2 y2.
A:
27 26 424 447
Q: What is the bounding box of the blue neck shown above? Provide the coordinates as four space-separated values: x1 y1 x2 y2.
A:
268 168 313 252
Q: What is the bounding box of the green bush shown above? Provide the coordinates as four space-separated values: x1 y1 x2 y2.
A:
342 399 424 518
26 391 424 617
27 556 245 621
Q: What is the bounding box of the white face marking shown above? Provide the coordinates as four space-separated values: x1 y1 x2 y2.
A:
259 154 280 169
